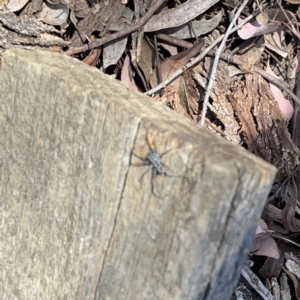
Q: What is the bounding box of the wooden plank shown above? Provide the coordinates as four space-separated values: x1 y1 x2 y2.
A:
0 48 276 299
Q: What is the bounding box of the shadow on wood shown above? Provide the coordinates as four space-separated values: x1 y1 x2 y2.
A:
0 49 276 299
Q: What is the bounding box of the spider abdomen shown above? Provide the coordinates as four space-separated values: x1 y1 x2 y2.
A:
146 150 165 175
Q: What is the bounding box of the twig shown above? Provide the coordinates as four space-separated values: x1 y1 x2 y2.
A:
241 263 275 300
157 33 193 50
200 0 249 126
64 0 166 56
145 10 259 96
154 34 162 87
271 233 300 248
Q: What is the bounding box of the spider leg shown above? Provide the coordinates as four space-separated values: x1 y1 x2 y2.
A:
146 132 156 151
165 166 189 179
160 141 184 159
159 148 174 159
131 162 148 167
151 177 163 199
133 149 146 160
164 164 180 176
150 168 163 199
139 165 152 183
164 165 191 187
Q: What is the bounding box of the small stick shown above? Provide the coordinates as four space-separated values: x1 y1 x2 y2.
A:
241 263 275 300
200 0 249 126
64 0 166 56
154 34 162 94
157 33 194 49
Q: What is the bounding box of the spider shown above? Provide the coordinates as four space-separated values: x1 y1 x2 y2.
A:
132 132 182 198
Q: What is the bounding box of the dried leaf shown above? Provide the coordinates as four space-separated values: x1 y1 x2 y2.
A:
251 234 280 259
83 47 101 66
265 26 288 58
150 41 203 88
121 55 138 91
6 0 29 12
283 266 300 299
102 7 133 69
159 42 178 56
266 62 294 121
237 18 278 40
234 35 265 66
251 219 280 259
103 35 129 69
238 8 295 51
71 1 126 47
35 1 69 26
257 8 296 24
266 204 300 230
151 42 203 117
259 8 296 57
137 37 155 82
162 9 223 39
144 0 218 32
256 218 268 234
266 204 284 222
257 255 284 279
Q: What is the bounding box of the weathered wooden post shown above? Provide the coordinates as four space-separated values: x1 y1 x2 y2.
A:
0 49 276 299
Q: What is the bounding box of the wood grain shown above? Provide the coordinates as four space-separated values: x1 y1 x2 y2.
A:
0 48 276 299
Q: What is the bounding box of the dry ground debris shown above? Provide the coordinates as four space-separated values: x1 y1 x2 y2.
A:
2 0 300 298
